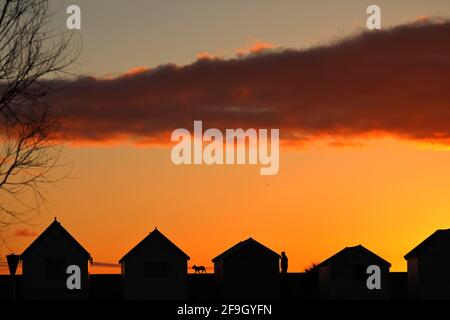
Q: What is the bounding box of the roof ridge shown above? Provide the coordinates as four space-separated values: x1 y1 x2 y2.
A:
318 245 390 267
21 219 91 260
119 228 190 263
212 237 280 262
404 229 450 259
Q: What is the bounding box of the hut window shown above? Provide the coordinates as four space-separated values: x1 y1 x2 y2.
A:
46 257 66 279
142 260 171 278
353 264 367 281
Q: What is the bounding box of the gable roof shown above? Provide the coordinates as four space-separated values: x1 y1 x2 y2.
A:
212 237 280 263
317 245 391 268
119 228 190 263
404 228 450 260
21 218 91 260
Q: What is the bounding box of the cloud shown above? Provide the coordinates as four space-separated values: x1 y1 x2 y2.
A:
235 41 275 56
13 228 36 238
92 261 120 268
51 19 450 147
121 66 151 77
196 52 221 60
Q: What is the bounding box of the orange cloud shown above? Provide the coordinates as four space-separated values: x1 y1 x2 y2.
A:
196 52 221 60
49 19 450 147
122 66 151 77
414 16 431 23
236 41 275 55
13 228 37 238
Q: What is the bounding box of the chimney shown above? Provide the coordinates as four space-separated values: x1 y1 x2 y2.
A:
6 254 20 276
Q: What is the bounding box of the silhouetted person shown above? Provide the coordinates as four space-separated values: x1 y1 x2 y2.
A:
281 251 288 274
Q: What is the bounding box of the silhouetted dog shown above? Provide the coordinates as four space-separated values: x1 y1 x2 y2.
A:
192 265 206 273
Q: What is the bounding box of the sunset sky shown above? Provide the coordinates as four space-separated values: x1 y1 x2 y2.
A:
2 0 450 274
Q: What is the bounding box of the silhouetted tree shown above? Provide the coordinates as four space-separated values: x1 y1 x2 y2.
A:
304 263 319 299
304 263 318 274
0 0 78 243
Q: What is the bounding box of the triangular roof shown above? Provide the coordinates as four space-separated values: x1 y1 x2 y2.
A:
404 228 450 260
21 218 91 260
119 228 190 263
212 237 280 262
317 245 391 268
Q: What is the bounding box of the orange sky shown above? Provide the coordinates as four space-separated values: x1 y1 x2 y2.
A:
3 138 450 274
2 1 450 275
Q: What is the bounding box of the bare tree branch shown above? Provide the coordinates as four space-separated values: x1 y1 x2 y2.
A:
0 0 78 247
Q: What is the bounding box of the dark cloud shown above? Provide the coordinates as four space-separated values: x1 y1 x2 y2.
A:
13 228 36 238
51 19 450 146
